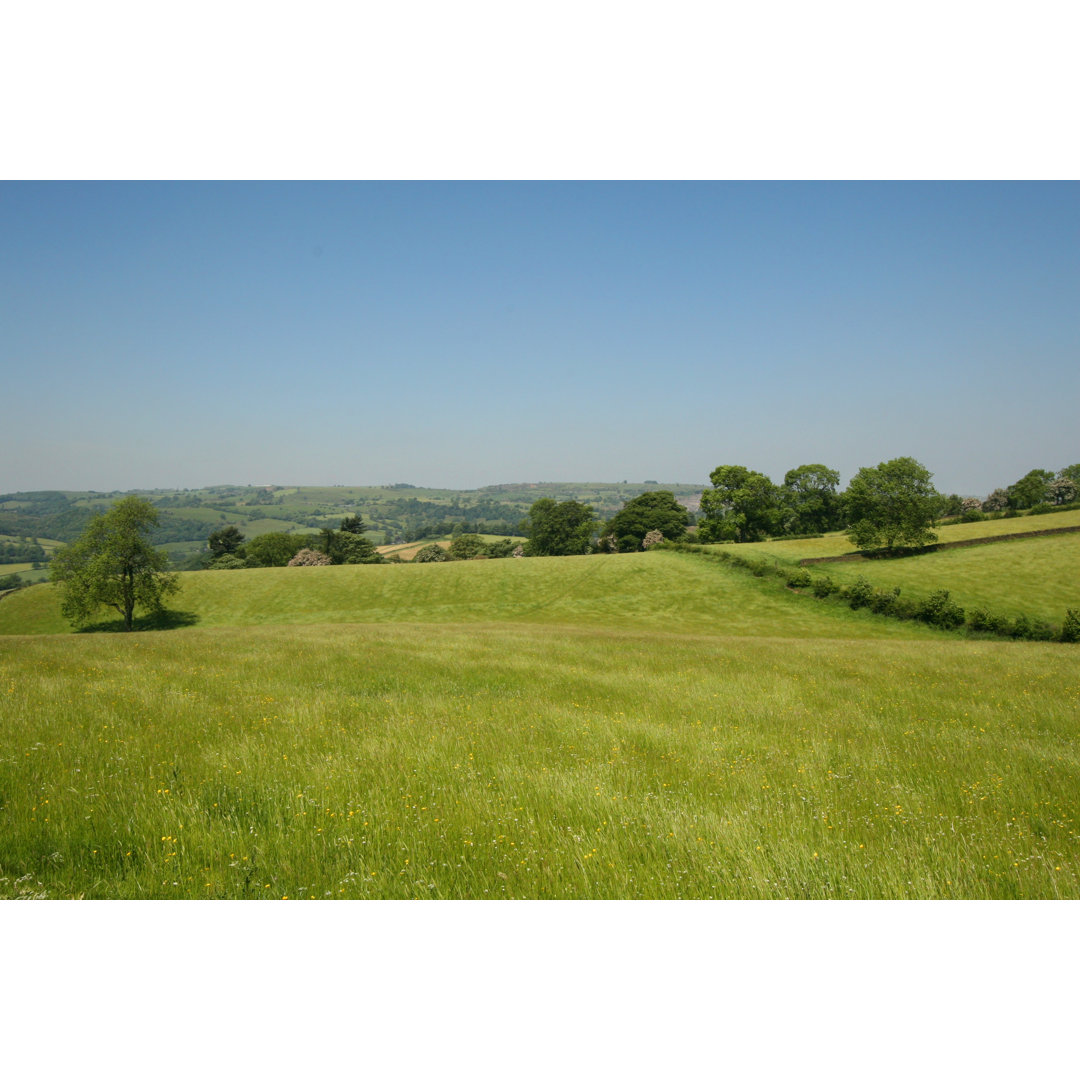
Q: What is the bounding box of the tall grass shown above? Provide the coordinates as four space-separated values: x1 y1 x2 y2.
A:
2 623 1078 899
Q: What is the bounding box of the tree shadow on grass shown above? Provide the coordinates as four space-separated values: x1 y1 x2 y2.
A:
76 609 200 633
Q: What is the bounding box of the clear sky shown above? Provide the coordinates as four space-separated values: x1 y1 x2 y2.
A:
2 181 1077 497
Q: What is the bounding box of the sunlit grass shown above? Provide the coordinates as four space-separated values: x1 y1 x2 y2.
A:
2 623 1077 899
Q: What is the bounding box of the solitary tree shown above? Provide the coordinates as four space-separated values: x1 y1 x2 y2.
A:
844 457 939 552
50 496 179 631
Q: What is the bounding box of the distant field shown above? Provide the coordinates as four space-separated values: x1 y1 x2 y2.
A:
377 535 525 561
736 508 1080 563
0 551 946 640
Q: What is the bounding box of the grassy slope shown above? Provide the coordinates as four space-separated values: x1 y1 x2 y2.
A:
738 507 1080 563
0 552 944 640
816 533 1080 622
2 547 1077 900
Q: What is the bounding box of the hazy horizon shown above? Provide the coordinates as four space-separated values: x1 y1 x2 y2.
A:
4 181 1077 499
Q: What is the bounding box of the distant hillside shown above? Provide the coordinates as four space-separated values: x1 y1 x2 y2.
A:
0 481 705 552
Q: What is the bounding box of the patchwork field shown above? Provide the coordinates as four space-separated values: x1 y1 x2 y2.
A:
1 548 1077 899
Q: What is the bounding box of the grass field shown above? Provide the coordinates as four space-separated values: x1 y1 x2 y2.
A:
2 549 1077 899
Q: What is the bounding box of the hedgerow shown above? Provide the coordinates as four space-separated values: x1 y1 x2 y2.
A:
659 541 1076 643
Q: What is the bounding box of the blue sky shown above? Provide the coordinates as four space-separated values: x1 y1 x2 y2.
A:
2 181 1077 497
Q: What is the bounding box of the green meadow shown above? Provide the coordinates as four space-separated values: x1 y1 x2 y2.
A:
1 548 1078 899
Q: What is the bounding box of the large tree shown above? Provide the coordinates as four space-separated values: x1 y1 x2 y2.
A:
1006 469 1055 509
844 457 939 552
524 498 596 556
698 465 781 543
50 496 179 631
781 464 842 534
600 490 689 550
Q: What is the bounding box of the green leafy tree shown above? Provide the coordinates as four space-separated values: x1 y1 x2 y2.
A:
844 457 939 552
448 533 489 560
600 490 688 550
1007 469 1054 510
243 532 309 567
699 466 781 543
49 495 179 631
781 464 841 534
207 524 246 557
340 514 366 534
414 543 450 562
334 532 383 564
524 499 596 556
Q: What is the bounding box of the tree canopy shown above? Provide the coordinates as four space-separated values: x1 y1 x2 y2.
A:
49 495 179 631
524 498 596 556
698 466 781 543
844 457 939 552
601 490 688 550
782 464 842 534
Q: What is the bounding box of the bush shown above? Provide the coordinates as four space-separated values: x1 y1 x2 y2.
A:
869 586 902 615
287 548 332 566
914 590 965 630
785 567 812 588
811 576 837 598
0 572 21 590
1003 508 1019 518
960 509 986 523
969 608 1010 636
210 553 247 570
641 530 665 549
448 533 488 560
414 544 449 563
1060 609 1080 644
845 577 875 610
1027 502 1053 516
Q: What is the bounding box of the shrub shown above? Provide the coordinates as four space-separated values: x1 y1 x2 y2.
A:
210 553 247 570
869 586 902 615
485 538 517 559
287 548 332 566
414 544 450 563
845 577 875 610
641 530 665 549
811 576 837 598
1060 609 1080 644
1002 508 1019 518
914 590 965 630
960 509 986 523
969 608 1010 636
448 533 488 560
785 567 812 588
0 572 21 590
1027 502 1053 516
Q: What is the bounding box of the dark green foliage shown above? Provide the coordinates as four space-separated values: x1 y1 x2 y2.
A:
1027 503 1053 516
1007 469 1054 510
699 466 781 543
0 538 48 565
845 577 876 610
784 567 812 588
811 576 837 598
208 525 246 557
960 509 986 523
49 496 179 632
333 532 383 564
210 553 247 570
524 499 596 557
484 538 517 559
844 457 939 552
0 572 22 590
600 490 689 550
339 514 366 534
243 532 310 567
414 543 449 563
1060 610 1080 644
969 609 1011 636
914 590 965 630
782 464 842 535
448 533 489 560
868 586 903 616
